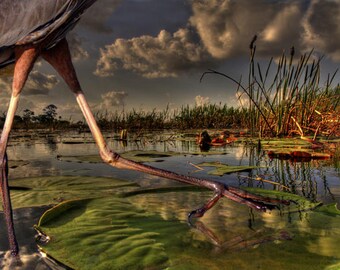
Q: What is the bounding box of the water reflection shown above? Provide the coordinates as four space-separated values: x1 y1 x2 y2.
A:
0 206 67 270
1 131 339 269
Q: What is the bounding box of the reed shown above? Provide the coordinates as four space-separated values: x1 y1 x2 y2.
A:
201 38 339 137
170 103 248 129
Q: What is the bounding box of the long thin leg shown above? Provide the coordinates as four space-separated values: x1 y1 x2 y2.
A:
188 193 222 220
0 152 18 255
0 45 39 255
42 39 289 216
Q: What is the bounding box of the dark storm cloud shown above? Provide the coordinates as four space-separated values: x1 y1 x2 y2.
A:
23 71 59 96
79 0 122 33
191 0 311 58
191 0 340 60
68 33 89 61
302 0 340 61
95 0 339 79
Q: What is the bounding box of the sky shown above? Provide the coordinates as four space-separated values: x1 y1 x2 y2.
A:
0 0 339 121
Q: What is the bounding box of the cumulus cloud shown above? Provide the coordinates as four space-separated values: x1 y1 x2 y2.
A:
96 90 128 111
95 28 211 78
95 0 339 79
190 0 271 58
195 95 210 107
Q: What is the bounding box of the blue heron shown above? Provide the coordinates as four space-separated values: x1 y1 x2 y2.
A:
0 0 288 256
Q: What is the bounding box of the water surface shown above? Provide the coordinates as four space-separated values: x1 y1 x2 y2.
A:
1 131 339 269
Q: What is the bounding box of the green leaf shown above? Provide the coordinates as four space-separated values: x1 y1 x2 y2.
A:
36 197 173 270
314 203 340 216
244 187 321 212
197 162 258 176
7 176 137 209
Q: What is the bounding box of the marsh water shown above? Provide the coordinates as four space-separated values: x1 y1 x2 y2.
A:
0 130 339 270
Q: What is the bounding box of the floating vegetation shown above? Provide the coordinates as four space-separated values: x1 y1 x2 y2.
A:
6 176 138 209
32 180 340 270
197 162 258 176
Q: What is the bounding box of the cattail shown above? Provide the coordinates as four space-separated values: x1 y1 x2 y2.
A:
250 35 257 50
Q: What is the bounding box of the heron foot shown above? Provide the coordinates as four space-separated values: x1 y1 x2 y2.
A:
187 184 291 225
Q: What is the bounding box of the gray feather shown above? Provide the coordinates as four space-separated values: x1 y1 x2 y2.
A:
0 0 96 68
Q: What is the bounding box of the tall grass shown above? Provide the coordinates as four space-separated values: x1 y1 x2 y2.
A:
170 104 248 129
90 104 249 131
202 38 339 137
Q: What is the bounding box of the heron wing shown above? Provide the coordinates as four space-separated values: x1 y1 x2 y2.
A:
0 0 96 67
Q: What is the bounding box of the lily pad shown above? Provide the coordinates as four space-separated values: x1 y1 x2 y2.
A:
260 138 312 147
121 150 177 162
197 162 258 176
36 197 172 270
57 154 101 163
35 187 340 270
6 176 138 209
244 187 322 213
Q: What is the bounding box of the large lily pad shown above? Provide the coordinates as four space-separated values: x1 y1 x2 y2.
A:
35 187 340 270
6 176 138 209
36 197 172 269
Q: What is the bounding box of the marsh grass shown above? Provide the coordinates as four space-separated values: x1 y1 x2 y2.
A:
202 40 339 138
89 103 251 131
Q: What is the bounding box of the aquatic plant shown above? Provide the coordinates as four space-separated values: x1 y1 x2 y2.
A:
201 38 339 138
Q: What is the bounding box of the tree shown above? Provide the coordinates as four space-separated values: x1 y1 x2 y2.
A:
22 109 35 129
39 104 58 124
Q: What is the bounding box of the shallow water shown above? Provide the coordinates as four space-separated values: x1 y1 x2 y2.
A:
1 131 339 269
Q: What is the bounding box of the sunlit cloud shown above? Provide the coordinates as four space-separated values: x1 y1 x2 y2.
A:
262 4 300 42
234 91 249 108
96 90 128 111
95 28 211 78
95 0 339 80
195 95 210 107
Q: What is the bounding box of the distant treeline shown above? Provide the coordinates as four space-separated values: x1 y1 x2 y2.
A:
2 103 251 132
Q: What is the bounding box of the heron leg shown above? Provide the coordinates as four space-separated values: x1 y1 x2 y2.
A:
188 192 222 222
42 38 289 218
0 45 39 256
